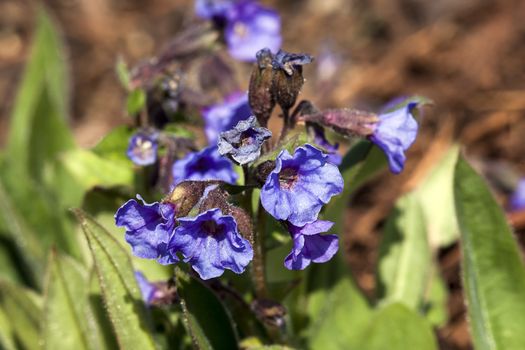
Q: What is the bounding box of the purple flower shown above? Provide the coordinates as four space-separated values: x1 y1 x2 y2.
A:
368 102 419 174
261 144 344 226
127 132 158 166
224 1 281 61
115 195 177 265
135 271 158 304
203 92 252 144
171 146 238 186
195 0 234 19
510 178 525 211
272 49 313 75
313 127 342 166
168 208 253 279
284 220 339 270
218 116 272 164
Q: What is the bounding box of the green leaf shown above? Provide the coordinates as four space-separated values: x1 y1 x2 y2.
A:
92 125 134 162
0 280 42 350
354 303 437 350
454 156 525 350
58 149 134 191
6 8 74 181
423 269 448 327
376 193 431 310
127 89 146 116
307 277 372 350
43 251 106 350
74 209 157 350
0 176 46 288
416 146 460 247
175 268 238 350
324 141 387 232
0 302 17 350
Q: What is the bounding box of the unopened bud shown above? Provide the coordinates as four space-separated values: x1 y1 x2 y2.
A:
299 109 379 138
253 160 276 185
165 181 207 217
228 206 254 244
249 48 276 127
270 50 313 113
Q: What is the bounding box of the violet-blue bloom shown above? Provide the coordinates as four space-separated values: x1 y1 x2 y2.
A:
368 102 419 174
115 195 177 265
195 0 234 19
224 1 281 61
313 127 342 166
203 92 252 144
218 116 272 165
135 271 158 305
168 208 253 280
272 49 313 75
261 144 344 226
171 146 238 186
510 178 525 211
127 132 158 166
284 220 339 270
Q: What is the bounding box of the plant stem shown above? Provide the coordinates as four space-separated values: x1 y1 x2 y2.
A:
253 201 268 298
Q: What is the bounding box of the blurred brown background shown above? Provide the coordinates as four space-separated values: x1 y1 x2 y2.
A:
1 0 525 349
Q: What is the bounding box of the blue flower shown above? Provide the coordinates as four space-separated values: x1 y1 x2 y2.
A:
369 102 419 174
313 127 342 166
261 144 344 226
510 178 525 211
172 146 238 186
115 195 177 265
284 220 339 270
168 208 253 279
218 116 272 164
127 132 158 166
272 49 313 75
195 0 234 19
224 1 281 61
135 271 158 305
203 92 252 144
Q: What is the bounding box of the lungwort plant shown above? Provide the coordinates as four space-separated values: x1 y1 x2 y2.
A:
1 3 525 350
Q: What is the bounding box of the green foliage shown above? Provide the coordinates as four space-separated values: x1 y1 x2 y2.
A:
175 268 238 350
353 303 437 350
454 156 525 350
0 280 42 350
75 210 157 350
127 89 147 116
43 251 106 350
377 193 431 310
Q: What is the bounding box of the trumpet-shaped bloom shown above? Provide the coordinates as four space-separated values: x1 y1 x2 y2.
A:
284 220 339 270
171 146 238 186
127 132 158 166
218 116 271 164
224 1 281 61
115 195 177 265
203 92 252 144
261 144 344 226
369 102 419 174
168 208 253 279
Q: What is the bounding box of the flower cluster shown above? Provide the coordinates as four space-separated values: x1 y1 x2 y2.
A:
195 0 281 61
116 185 253 279
116 23 424 284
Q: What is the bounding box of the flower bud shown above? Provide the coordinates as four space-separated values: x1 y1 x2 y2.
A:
299 108 379 138
228 206 254 244
253 160 276 185
270 50 313 113
248 48 276 127
165 181 207 217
